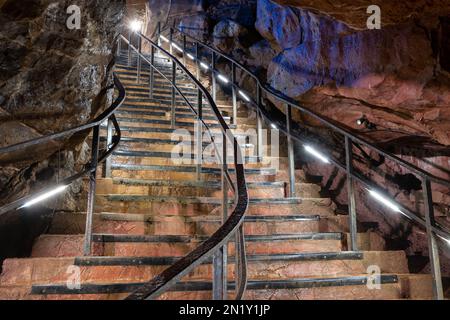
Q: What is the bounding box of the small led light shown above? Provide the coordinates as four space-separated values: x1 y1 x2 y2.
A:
130 20 142 32
437 235 450 246
304 145 330 164
172 43 183 52
217 74 229 84
187 53 195 60
271 123 278 130
160 35 169 43
239 90 251 102
19 185 68 209
368 189 401 212
200 62 209 70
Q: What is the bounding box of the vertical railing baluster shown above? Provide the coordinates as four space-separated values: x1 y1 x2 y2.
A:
423 178 444 300
286 104 295 197
127 32 132 67
212 52 217 102
234 229 241 297
169 28 173 55
171 60 176 129
157 22 161 46
149 45 155 99
196 89 203 181
195 42 200 79
213 132 228 300
137 33 142 84
83 125 100 256
183 35 187 66
345 136 358 251
231 63 237 126
105 118 113 178
256 85 263 161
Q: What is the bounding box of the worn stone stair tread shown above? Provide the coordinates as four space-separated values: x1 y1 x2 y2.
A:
101 137 250 147
110 163 276 175
115 109 232 122
102 178 280 189
115 117 238 129
29 274 400 295
91 232 343 243
109 126 258 139
98 194 329 205
111 150 256 162
53 211 322 222
72 251 364 266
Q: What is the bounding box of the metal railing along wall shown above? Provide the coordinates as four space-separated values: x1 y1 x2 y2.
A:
156 24 450 300
0 73 126 257
119 32 249 300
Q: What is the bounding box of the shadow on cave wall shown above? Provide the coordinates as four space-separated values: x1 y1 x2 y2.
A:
0 206 54 273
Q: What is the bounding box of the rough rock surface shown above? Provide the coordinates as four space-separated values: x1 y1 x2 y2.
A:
0 0 125 263
212 19 248 53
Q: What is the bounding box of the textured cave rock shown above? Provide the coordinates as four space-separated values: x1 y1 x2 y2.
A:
0 0 125 262
272 0 450 30
212 19 248 53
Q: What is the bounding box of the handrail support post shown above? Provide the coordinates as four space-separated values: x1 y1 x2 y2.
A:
423 178 444 300
196 89 203 181
128 32 132 67
231 63 237 125
256 85 263 161
83 125 100 256
171 61 176 129
286 104 295 197
183 35 187 66
149 45 155 99
105 118 113 178
137 33 142 84
213 132 229 300
212 52 217 102
345 136 358 251
169 28 173 55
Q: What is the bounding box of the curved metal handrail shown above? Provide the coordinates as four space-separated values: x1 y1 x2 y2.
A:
0 74 126 215
119 33 249 300
171 27 450 189
165 26 450 299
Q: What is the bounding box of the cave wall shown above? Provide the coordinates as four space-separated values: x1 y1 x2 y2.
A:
0 0 125 264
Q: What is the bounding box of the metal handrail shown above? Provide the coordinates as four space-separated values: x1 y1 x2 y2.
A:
120 32 249 300
165 26 450 300
0 74 125 217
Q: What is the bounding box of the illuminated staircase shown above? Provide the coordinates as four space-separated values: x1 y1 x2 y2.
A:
0 48 434 300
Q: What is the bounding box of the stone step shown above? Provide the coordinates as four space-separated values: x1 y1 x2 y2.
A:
119 98 235 111
0 251 410 289
116 107 254 126
110 150 259 165
97 177 319 198
118 78 196 91
1 274 432 300
48 212 335 236
108 164 280 182
25 275 402 298
115 117 237 130
118 103 249 119
106 154 281 170
102 126 258 141
30 234 344 258
93 195 336 216
103 141 256 159
95 178 287 198
115 108 228 122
